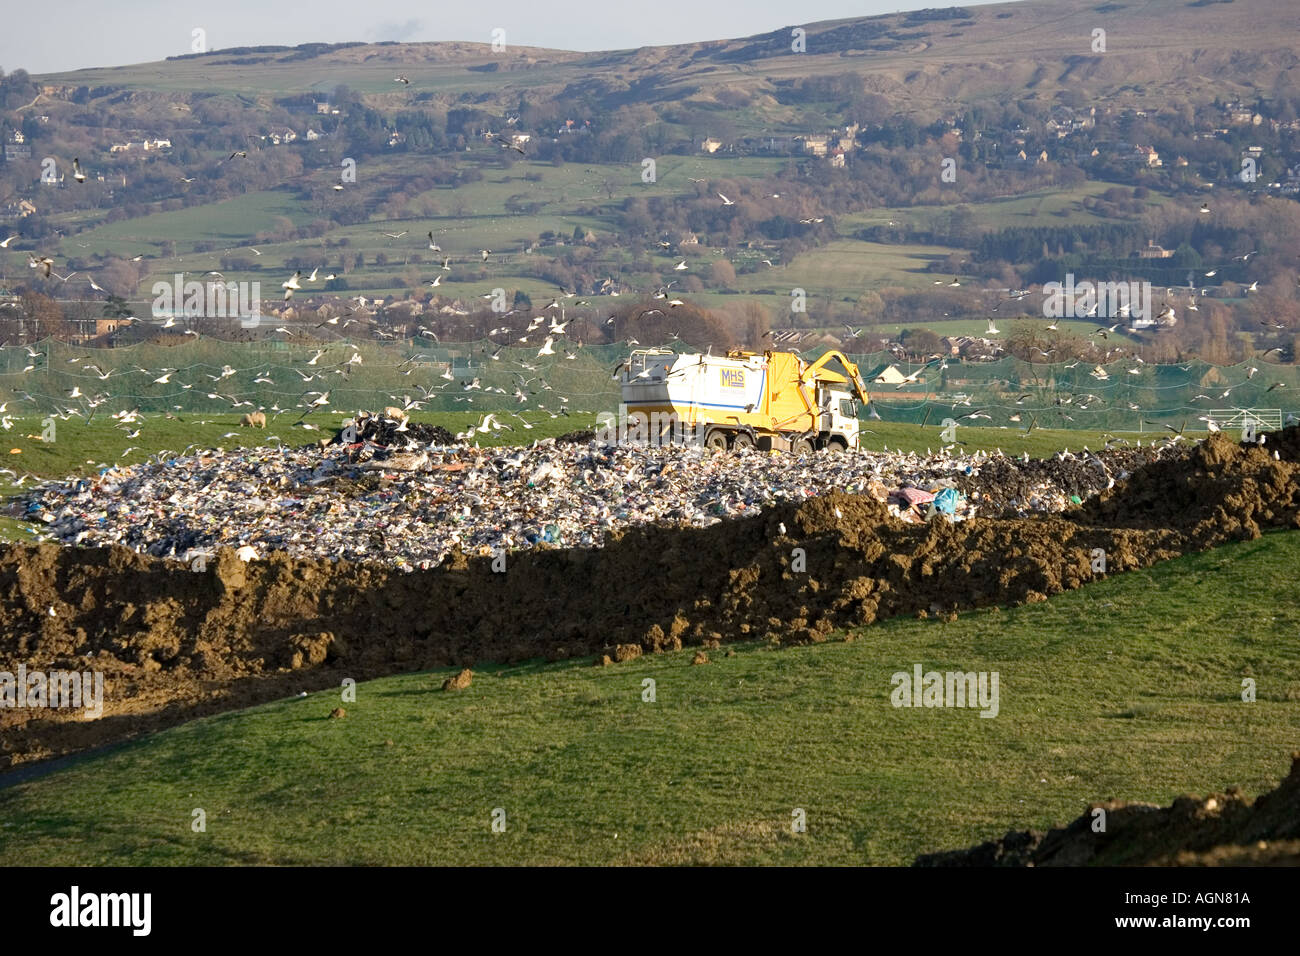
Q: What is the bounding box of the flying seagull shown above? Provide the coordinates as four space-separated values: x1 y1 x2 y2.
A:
493 135 525 155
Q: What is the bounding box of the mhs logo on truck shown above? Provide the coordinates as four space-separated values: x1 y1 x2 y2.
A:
718 368 746 388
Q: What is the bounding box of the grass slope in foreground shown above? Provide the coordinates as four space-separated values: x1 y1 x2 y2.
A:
2 531 1297 866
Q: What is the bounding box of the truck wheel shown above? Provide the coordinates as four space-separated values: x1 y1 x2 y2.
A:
732 433 755 451
825 440 846 454
705 430 729 452
792 438 815 455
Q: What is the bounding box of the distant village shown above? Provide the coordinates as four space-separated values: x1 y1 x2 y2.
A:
693 100 1300 195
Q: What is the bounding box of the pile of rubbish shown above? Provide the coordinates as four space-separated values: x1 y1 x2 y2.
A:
17 428 1179 570
338 410 455 447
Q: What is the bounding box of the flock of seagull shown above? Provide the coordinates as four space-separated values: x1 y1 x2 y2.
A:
3 165 750 449
0 129 1292 462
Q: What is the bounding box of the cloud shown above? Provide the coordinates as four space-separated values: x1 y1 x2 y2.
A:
368 18 425 42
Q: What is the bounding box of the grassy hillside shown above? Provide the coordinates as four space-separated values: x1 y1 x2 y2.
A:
27 159 1173 322
48 155 797 310
38 0 1300 114
3 528 1296 865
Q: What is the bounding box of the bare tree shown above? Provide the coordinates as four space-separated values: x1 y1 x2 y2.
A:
18 291 68 342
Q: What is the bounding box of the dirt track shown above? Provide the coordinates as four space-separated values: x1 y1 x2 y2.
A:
916 751 1300 866
2 430 1298 770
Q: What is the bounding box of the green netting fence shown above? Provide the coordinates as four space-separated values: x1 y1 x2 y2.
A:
1 337 1296 433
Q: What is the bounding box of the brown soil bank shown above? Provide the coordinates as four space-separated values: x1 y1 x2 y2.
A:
2 430 1299 770
915 751 1300 866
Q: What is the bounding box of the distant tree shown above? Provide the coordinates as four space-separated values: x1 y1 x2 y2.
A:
102 295 133 319
709 259 737 289
18 291 68 340
899 328 941 358
731 300 770 349
97 259 140 298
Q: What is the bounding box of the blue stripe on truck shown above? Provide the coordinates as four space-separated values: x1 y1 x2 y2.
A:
624 399 750 411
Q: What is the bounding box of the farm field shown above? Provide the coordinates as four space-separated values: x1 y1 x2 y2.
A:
735 238 964 297
837 181 1168 234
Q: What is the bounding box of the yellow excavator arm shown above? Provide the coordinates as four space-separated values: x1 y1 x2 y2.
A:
767 349 872 432
801 350 872 405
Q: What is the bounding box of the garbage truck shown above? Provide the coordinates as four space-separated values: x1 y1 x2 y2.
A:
617 348 871 452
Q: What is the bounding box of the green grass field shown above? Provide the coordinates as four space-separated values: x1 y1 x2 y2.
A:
737 238 963 296
3 529 1296 865
71 190 313 252
40 50 594 97
837 182 1168 235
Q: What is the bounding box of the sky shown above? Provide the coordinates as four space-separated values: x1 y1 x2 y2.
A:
1 0 1007 76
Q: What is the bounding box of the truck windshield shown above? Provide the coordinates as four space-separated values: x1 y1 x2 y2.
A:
840 399 857 418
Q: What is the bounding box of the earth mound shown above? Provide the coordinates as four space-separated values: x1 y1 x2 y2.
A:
915 751 1300 866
